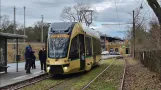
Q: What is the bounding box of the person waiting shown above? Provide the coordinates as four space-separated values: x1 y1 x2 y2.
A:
31 53 36 69
38 46 47 72
25 45 35 74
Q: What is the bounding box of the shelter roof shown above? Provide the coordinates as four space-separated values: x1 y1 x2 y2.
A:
0 32 27 39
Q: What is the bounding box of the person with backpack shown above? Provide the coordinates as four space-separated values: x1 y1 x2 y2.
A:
25 45 35 74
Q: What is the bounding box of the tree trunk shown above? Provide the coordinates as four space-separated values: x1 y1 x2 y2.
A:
147 0 161 25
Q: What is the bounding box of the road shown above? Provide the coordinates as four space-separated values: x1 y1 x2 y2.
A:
101 55 122 60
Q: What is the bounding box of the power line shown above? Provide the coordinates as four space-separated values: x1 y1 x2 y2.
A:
134 0 144 5
142 0 153 21
113 0 121 30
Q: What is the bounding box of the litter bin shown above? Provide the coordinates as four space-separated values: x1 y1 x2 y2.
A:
16 55 21 61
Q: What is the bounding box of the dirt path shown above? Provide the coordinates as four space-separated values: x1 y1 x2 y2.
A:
123 57 161 90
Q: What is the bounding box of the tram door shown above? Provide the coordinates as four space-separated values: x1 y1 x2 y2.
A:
79 35 85 70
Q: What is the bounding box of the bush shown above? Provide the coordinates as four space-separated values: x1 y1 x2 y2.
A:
138 50 161 74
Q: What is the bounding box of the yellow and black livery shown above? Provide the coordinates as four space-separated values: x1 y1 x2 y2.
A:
46 22 101 75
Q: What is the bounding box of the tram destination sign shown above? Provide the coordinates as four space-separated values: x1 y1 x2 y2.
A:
50 34 69 38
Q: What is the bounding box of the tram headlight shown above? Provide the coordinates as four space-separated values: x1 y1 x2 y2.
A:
64 67 68 70
47 66 50 70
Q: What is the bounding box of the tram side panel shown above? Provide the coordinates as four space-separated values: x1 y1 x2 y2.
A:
92 38 101 65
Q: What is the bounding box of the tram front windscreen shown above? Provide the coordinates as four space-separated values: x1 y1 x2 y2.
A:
48 34 70 59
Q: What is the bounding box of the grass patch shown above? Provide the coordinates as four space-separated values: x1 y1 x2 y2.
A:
21 59 114 90
69 59 115 90
85 59 125 90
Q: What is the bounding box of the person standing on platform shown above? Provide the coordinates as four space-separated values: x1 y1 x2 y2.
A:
38 46 47 72
25 45 31 70
31 53 36 69
25 45 35 74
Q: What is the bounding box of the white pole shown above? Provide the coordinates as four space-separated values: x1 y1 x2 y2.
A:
14 6 16 34
24 6 26 42
0 0 1 30
41 15 43 42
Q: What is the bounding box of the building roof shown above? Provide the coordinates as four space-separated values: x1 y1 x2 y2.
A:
0 32 27 39
100 35 124 42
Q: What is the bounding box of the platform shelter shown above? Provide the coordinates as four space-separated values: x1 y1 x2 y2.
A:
0 32 27 73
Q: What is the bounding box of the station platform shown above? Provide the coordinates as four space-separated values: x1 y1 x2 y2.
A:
0 61 45 88
0 55 122 88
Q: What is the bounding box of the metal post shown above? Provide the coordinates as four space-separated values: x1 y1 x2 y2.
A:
0 0 1 29
104 35 106 51
5 38 7 73
90 10 93 26
41 15 44 42
133 10 135 58
14 6 16 34
24 6 26 42
16 38 18 72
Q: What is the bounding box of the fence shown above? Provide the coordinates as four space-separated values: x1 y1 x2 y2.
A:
137 50 161 76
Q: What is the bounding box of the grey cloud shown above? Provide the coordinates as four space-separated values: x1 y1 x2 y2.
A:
97 1 137 23
75 0 106 4
33 0 75 7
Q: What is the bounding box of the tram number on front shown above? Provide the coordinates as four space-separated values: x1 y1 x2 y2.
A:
51 34 69 38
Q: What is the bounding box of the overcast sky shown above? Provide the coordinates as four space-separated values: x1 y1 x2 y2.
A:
1 0 156 38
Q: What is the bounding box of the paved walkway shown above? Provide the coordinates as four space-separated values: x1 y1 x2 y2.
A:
101 55 122 60
7 60 40 71
0 61 45 88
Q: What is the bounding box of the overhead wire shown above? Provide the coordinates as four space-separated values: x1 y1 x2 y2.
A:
113 0 121 30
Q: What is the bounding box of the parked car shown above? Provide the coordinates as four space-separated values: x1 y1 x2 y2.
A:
109 52 120 55
101 51 109 55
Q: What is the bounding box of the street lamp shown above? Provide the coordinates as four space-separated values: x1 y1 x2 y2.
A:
133 4 143 58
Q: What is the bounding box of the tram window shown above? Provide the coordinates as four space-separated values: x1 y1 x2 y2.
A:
69 36 79 60
93 38 101 55
85 36 92 56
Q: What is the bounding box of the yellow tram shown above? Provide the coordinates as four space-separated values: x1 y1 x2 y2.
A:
46 22 101 75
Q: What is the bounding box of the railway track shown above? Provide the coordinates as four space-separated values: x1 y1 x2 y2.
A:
48 58 118 90
0 73 50 90
120 57 127 90
81 59 116 90
48 72 87 90
1 58 121 90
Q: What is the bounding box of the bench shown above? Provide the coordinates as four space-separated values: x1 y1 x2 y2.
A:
0 66 10 73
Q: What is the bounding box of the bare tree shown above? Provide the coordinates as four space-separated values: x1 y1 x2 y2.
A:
1 15 11 31
147 0 161 26
61 2 97 26
147 0 161 49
